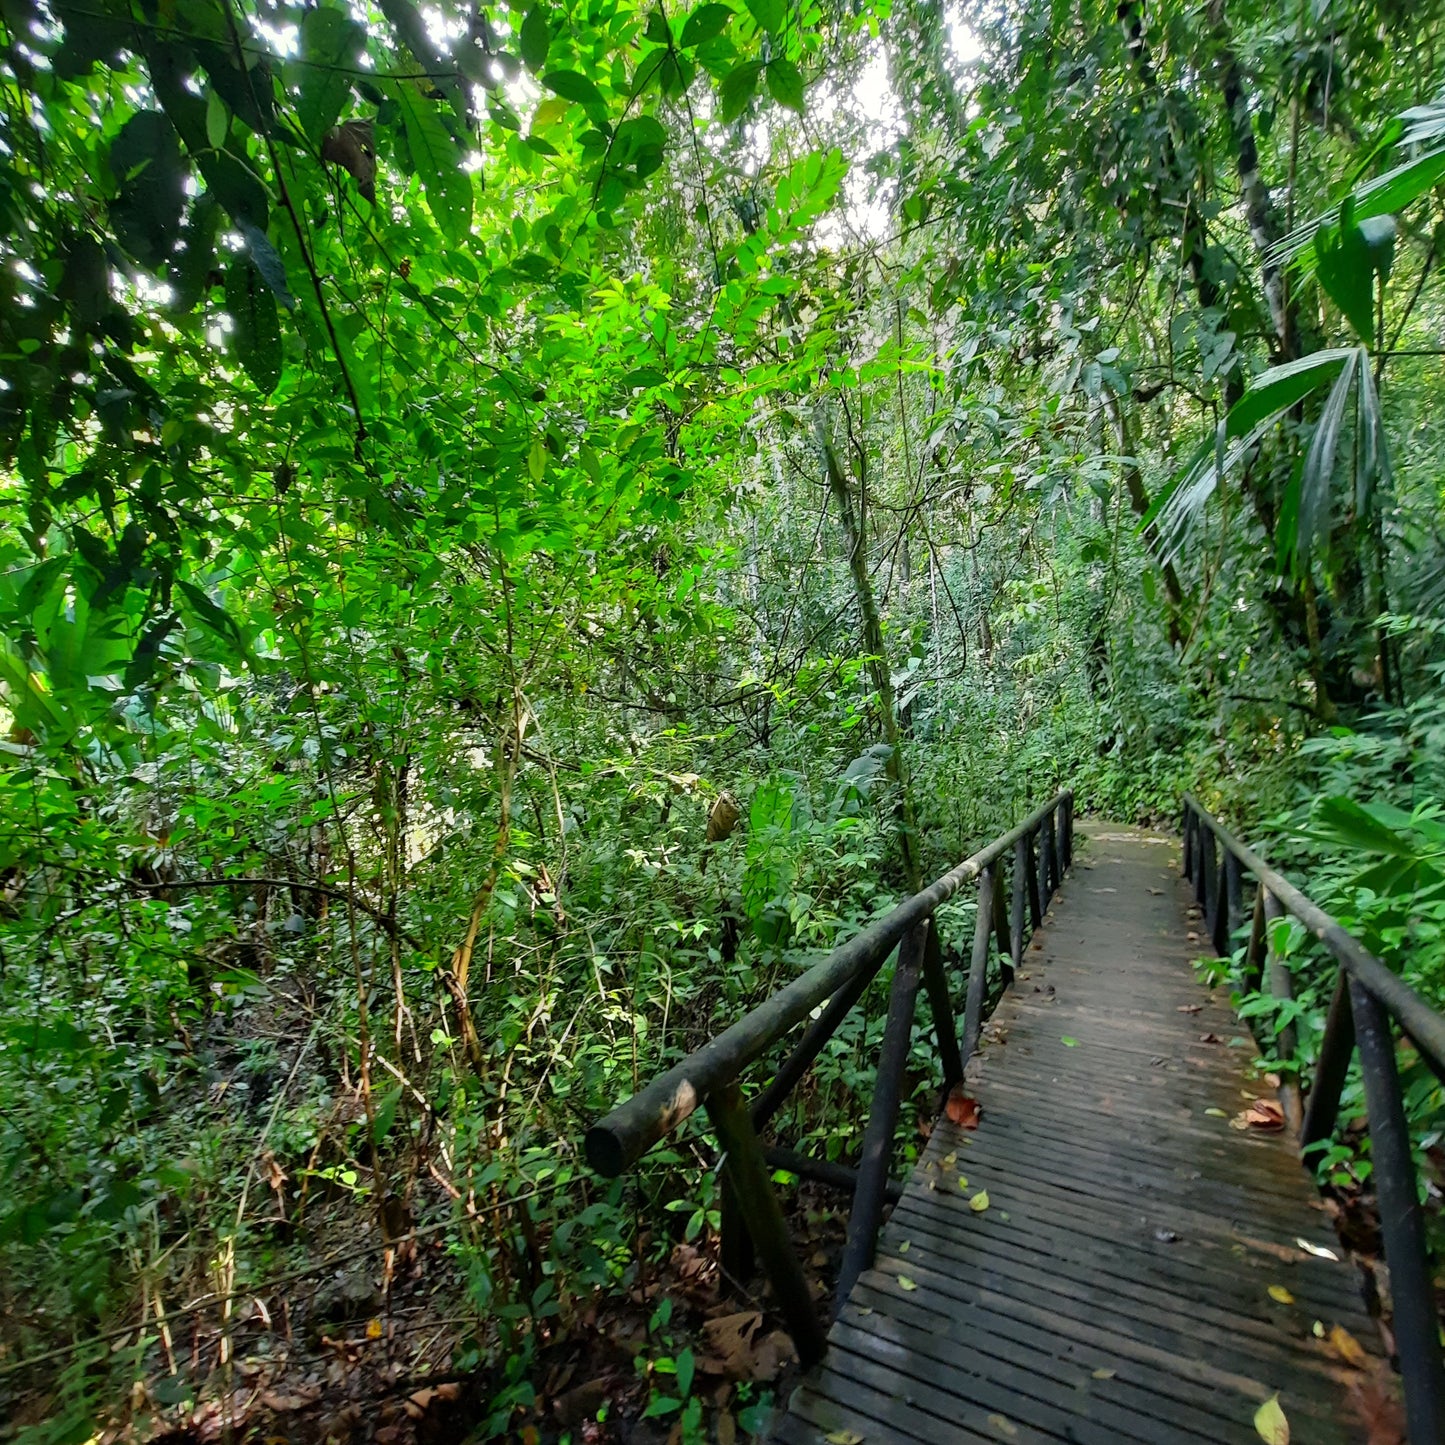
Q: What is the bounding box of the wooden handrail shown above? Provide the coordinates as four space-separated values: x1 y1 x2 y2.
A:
1181 794 1445 1442
583 789 1075 1366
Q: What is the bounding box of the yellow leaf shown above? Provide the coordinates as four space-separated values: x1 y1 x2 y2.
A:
1205 1107 1229 1118
898 1240 910 1252
970 1190 990 1212
897 1275 917 1291
1091 1368 1116 1380
942 1152 957 1168
1254 1393 1290 1445
1267 1285 1295 1305
366 1318 383 1339
825 1432 863 1445
986 1415 1019 1438
957 1176 969 1190
1328 1324 1368 1369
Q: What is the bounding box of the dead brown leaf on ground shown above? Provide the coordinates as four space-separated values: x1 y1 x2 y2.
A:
945 1086 982 1129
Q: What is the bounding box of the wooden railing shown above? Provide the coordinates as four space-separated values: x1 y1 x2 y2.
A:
585 790 1075 1365
1182 794 1445 1443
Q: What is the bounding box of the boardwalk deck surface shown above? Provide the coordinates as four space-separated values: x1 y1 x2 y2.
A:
776 823 1382 1444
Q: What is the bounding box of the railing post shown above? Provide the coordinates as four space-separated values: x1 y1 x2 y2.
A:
707 1082 827 1367
961 867 996 1068
718 1174 754 1284
836 929 923 1305
1062 792 1074 868
1261 891 1302 1131
1242 882 1267 994
1198 824 1215 915
1025 830 1042 931
992 864 1012 985
1347 980 1445 1442
1211 848 1231 957
1224 850 1243 928
1300 969 1355 1152
1052 800 1066 886
1010 835 1027 976
918 918 964 1091
1182 802 1194 880
1040 810 1057 903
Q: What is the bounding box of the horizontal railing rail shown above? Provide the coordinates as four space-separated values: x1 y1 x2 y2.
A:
585 789 1075 1365
1182 793 1445 1443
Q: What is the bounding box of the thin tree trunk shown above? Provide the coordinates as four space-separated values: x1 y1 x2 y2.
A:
816 411 923 892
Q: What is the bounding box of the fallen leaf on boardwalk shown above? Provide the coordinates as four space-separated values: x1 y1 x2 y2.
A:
899 1239 910 1252
1205 1108 1229 1118
942 1151 957 1168
1061 1036 1079 1047
1313 1320 1326 1338
1148 887 1164 895
261 1388 321 1412
897 1275 918 1291
1234 1099 1285 1132
970 1190 990 1212
1268 1285 1295 1305
1297 1237 1339 1260
366 1317 383 1339
945 1087 982 1129
1254 1393 1290 1444
957 1176 969 1190
987 1415 1019 1438
856 1306 873 1316
825 1432 864 1445
1200 1032 1223 1044
1328 1324 1369 1369
1176 1003 1203 1014
997 1209 1010 1220
1092 1368 1117 1379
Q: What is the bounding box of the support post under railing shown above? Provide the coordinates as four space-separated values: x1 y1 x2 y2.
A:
1300 970 1355 1153
836 926 924 1305
1261 891 1302 1132
1348 980 1445 1442
1010 835 1027 976
1052 800 1066 886
707 1082 827 1367
1040 810 1057 903
1196 823 1214 912
918 918 964 1091
1242 883 1267 995
1182 802 1194 879
1061 792 1074 868
961 866 996 1067
1211 850 1231 957
1025 830 1042 931
992 865 1012 985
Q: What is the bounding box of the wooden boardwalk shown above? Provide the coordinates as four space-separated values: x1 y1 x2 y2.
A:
776 823 1381 1444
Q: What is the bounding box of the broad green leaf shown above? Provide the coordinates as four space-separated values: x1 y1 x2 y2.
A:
108 110 186 268
766 57 804 112
394 83 472 243
543 69 605 110
718 61 762 122
745 0 784 32
239 222 296 311
224 259 281 394
1315 209 1376 344
519 7 550 72
205 88 227 150
682 2 733 46
299 7 364 143
1308 797 1419 857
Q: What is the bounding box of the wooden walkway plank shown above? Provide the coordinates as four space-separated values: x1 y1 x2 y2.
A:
776 823 1384 1443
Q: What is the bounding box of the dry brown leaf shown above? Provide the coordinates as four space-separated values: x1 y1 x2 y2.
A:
945 1086 982 1129
1176 1003 1203 1014
321 120 377 202
1245 1099 1286 1131
1328 1324 1369 1369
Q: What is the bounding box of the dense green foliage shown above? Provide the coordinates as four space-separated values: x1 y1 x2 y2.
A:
2 0 1444 1438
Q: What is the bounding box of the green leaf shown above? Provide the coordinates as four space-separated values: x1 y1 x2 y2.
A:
176 580 247 653
1308 797 1419 858
205 88 228 150
543 69 605 110
239 222 296 311
299 6 364 143
1315 208 1376 344
1253 1393 1289 1445
766 57 804 112
394 83 473 243
519 7 550 73
681 2 733 46
744 0 784 32
224 259 281 394
109 110 187 268
718 61 762 122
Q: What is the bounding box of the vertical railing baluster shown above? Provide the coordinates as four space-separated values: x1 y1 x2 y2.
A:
836 930 924 1304
1198 825 1216 915
1026 830 1042 930
1347 981 1445 1441
1242 883 1267 995
1260 891 1302 1131
992 864 1012 985
1211 850 1231 956
1040 810 1057 903
1062 791 1074 868
1182 802 1194 879
1011 835 1027 976
918 917 964 1091
1052 800 1066 886
707 1081 827 1366
961 867 996 1068
1300 969 1354 1151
